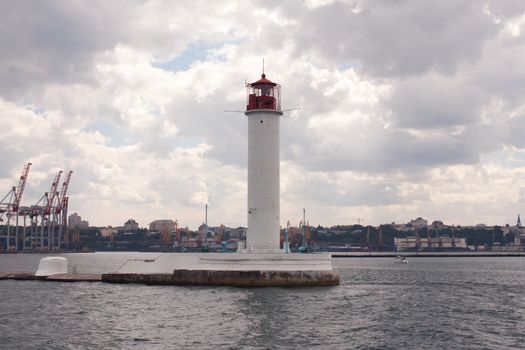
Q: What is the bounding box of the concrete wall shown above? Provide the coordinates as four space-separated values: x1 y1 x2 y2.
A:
103 269 340 287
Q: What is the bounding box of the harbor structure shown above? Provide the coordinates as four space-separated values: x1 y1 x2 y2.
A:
0 164 73 251
0 163 32 251
69 212 89 229
112 68 338 286
513 214 525 246
123 219 139 232
149 219 176 232
394 236 467 251
244 71 282 252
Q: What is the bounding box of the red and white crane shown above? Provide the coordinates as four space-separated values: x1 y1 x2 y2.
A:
30 170 63 250
44 170 63 216
0 163 32 251
45 170 63 250
57 171 73 249
13 162 32 213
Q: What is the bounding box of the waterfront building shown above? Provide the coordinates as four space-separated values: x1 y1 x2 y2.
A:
392 223 411 232
408 217 428 229
68 212 89 229
430 220 445 230
100 226 118 238
123 219 139 232
394 236 467 251
197 223 216 240
513 214 525 246
149 219 176 232
227 227 246 239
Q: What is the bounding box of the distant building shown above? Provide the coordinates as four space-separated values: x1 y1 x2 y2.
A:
392 223 411 232
513 213 525 246
198 223 215 239
430 220 445 230
228 227 246 239
69 212 89 229
149 219 176 232
123 219 139 232
394 236 467 251
100 226 118 238
408 217 428 229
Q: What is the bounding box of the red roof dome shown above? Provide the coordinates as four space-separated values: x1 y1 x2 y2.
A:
250 74 277 86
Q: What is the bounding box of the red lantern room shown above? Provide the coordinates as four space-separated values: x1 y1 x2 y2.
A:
246 74 281 111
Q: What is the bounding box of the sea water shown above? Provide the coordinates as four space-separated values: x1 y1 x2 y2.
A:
1 253 524 349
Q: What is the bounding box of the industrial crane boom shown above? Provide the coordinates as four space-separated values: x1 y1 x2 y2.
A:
13 162 32 212
59 171 73 208
44 171 63 214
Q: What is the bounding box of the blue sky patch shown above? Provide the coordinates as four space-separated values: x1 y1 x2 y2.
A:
338 62 361 71
152 41 228 72
84 121 136 147
152 40 240 72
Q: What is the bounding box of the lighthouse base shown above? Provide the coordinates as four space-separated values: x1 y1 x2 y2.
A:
110 252 339 287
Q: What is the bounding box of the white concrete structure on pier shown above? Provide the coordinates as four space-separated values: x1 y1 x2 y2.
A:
118 252 334 273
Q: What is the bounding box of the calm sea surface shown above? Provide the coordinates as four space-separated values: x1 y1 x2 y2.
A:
1 253 524 349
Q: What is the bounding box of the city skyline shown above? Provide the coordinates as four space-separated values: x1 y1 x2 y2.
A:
1 1 525 228
69 211 523 232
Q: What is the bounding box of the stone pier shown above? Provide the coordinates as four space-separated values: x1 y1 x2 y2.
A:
102 269 340 287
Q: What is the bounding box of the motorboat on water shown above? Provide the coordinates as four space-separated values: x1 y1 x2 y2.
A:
394 255 408 264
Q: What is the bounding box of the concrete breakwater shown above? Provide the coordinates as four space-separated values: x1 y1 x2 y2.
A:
103 269 340 287
0 272 102 282
0 269 340 287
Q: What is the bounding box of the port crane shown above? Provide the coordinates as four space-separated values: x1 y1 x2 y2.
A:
1 164 73 251
29 171 62 250
298 208 310 253
0 163 32 250
56 171 73 250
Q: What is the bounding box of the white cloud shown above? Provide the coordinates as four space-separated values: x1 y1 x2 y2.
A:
1 0 525 228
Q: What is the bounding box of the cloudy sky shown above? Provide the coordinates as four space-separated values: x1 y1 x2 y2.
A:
1 0 525 229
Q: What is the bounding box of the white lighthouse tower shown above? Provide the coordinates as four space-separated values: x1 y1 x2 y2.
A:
244 72 282 252
115 68 339 286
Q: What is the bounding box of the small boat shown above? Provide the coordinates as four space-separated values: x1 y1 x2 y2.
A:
394 255 408 264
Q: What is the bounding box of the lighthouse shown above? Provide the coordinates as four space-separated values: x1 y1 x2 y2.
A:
114 68 339 286
245 72 283 252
